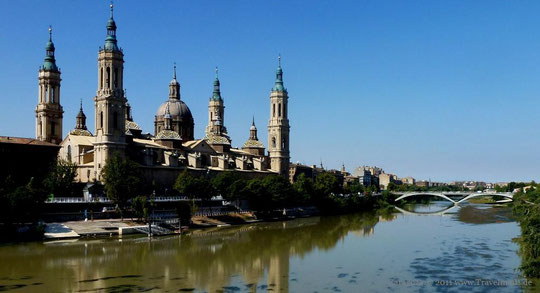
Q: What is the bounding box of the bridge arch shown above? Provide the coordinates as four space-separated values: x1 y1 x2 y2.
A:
395 193 456 204
394 205 458 216
456 193 513 204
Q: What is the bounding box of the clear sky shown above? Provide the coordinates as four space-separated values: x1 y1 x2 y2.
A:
1 0 539 183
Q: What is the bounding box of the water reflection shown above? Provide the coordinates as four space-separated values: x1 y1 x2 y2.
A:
0 204 526 292
0 212 390 292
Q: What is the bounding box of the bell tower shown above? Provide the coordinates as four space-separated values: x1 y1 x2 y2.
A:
36 26 63 144
93 2 127 179
267 56 290 176
206 67 227 136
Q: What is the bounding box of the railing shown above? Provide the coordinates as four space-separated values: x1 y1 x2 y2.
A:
45 196 225 204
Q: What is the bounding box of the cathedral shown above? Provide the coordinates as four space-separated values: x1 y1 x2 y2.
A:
35 4 291 189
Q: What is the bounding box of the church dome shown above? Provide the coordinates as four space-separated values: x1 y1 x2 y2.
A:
156 99 193 121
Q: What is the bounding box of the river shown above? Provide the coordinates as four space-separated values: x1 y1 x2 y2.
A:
0 202 534 292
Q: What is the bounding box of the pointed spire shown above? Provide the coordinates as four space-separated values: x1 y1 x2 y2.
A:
169 63 180 100
104 1 120 52
76 99 87 130
110 0 114 18
42 26 58 71
272 54 285 92
249 116 258 140
211 66 222 101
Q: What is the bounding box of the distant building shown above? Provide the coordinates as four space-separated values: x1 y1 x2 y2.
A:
400 177 415 185
378 173 401 190
416 180 429 188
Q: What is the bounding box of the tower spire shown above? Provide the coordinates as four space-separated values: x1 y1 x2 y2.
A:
43 26 57 71
212 66 222 101
169 63 180 100
104 1 119 52
273 54 285 92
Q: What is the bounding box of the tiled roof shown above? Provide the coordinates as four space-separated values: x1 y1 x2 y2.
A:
0 136 60 147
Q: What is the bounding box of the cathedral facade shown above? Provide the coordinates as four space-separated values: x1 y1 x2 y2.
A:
36 4 290 190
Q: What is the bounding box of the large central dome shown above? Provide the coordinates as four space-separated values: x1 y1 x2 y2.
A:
156 99 193 121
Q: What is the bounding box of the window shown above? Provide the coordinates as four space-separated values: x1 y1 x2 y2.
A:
273 104 276 117
114 68 118 88
100 111 104 129
278 103 281 117
100 68 103 89
282 138 286 149
272 137 276 148
106 67 111 88
51 87 55 103
67 145 72 161
51 121 56 136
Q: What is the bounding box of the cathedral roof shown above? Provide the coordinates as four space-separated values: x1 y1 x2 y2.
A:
155 129 181 140
69 129 93 137
156 99 193 121
242 139 265 149
204 133 231 145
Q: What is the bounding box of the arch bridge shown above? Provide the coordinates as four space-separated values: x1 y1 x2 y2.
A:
394 191 514 204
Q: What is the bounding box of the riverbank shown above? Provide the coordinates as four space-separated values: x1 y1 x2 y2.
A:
43 211 309 240
511 189 540 281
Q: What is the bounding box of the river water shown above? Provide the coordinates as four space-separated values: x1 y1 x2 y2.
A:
0 202 534 292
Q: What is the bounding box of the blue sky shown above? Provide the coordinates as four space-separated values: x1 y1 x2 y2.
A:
1 0 539 182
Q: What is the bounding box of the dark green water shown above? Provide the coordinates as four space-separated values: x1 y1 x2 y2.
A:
0 202 533 292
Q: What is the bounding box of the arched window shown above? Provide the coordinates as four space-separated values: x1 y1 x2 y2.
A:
100 111 104 129
67 145 72 161
51 121 56 136
278 103 281 117
282 138 286 149
106 67 111 88
113 112 118 129
273 104 276 117
51 87 56 103
272 137 276 148
45 86 49 103
100 68 103 89
114 68 118 88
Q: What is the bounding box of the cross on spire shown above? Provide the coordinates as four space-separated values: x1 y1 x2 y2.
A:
48 25 52 41
173 62 177 79
110 0 114 18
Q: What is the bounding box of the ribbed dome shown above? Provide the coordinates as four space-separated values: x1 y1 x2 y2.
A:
156 99 193 121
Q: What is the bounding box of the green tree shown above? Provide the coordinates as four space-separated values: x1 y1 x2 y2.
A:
174 170 215 200
132 195 150 222
211 171 242 201
0 177 47 225
101 153 142 220
43 159 78 198
293 173 314 204
314 172 340 197
175 201 192 227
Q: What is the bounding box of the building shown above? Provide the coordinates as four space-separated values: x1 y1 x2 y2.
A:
0 136 60 185
40 4 292 192
400 177 415 185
